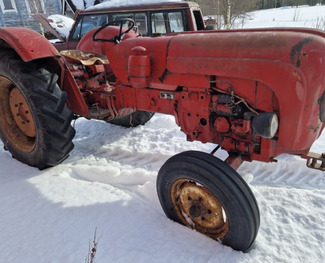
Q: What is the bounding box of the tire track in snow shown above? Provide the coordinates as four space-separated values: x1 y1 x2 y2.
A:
239 155 325 190
65 115 219 211
70 114 215 178
71 116 325 192
239 129 325 190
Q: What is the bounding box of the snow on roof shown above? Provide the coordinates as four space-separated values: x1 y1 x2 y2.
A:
70 0 182 10
88 0 182 11
48 14 75 39
71 0 95 9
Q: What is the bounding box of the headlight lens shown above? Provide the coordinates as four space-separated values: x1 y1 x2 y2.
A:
252 112 278 139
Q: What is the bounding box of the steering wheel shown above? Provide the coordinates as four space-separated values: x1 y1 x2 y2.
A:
93 18 135 43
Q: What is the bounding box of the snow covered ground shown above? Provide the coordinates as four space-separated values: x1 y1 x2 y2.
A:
1 2 325 263
240 5 325 30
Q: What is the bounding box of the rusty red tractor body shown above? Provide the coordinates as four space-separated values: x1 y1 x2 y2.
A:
0 20 324 252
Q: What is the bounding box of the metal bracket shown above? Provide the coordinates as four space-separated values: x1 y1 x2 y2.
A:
225 153 243 171
301 152 325 171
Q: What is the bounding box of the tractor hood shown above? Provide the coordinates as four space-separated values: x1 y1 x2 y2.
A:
32 13 74 42
106 28 325 154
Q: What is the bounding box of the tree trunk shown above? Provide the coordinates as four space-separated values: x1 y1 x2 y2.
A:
217 0 222 29
226 0 231 29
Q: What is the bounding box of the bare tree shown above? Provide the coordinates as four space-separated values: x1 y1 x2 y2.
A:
192 0 259 29
218 0 259 29
214 0 220 29
226 0 231 29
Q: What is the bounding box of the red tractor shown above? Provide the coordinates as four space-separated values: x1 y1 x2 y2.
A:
0 20 324 252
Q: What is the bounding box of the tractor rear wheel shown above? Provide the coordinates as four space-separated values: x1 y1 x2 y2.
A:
157 151 260 252
0 50 75 169
109 110 154 127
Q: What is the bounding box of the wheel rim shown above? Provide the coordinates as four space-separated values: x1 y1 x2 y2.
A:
170 179 229 239
0 76 36 153
9 87 36 138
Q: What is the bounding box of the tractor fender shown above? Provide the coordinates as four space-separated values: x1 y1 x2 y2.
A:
0 27 88 115
0 27 60 62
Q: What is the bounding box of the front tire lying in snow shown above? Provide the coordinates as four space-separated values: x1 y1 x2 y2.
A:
0 50 75 169
156 151 260 252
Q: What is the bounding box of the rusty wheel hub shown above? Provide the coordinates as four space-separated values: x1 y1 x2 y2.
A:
9 87 36 138
0 76 36 153
171 179 229 239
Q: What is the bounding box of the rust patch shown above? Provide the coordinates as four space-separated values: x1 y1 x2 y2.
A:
290 37 313 68
307 124 320 133
60 50 109 66
293 69 302 83
319 91 325 122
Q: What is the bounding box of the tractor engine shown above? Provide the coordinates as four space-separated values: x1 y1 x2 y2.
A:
60 50 120 121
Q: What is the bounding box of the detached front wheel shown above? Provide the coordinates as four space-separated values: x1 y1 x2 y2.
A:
157 151 260 252
0 50 75 169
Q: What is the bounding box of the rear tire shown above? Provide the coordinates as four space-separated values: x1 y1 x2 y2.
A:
157 151 260 252
109 110 154 127
0 50 75 169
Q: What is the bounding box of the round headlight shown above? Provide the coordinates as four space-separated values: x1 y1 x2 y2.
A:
252 112 278 139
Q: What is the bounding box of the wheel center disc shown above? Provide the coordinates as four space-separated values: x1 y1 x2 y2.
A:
189 200 208 218
171 180 229 239
9 87 36 138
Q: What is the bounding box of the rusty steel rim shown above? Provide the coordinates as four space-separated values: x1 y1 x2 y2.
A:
170 179 229 240
9 87 36 138
0 76 36 153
